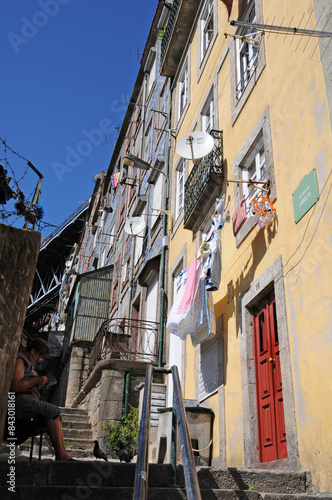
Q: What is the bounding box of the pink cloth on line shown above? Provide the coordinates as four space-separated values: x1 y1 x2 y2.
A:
232 196 247 236
177 258 198 314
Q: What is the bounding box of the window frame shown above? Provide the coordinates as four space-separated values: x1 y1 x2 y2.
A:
177 60 189 122
233 106 275 246
242 137 266 210
144 120 153 163
175 160 185 220
199 0 216 64
230 0 266 124
145 47 157 98
201 91 215 133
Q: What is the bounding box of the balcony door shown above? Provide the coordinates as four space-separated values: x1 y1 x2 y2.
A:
252 291 287 462
145 272 159 360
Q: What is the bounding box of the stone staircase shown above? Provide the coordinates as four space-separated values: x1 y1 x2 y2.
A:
0 460 331 499
19 406 94 460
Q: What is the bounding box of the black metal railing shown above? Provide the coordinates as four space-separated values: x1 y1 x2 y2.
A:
88 317 159 374
133 365 202 500
184 130 223 228
160 0 181 62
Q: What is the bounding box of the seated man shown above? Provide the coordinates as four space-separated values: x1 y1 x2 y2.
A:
9 337 75 461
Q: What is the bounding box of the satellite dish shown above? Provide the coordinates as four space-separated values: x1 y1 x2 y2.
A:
124 216 146 235
176 131 214 160
93 173 101 183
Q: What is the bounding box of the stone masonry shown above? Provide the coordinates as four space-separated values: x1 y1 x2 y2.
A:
0 224 40 441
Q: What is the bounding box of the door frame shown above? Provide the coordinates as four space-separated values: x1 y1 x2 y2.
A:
240 256 299 469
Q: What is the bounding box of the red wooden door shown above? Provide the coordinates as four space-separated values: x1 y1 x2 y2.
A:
252 293 287 462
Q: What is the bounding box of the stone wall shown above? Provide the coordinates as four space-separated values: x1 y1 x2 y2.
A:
0 224 40 442
65 342 90 407
79 369 125 451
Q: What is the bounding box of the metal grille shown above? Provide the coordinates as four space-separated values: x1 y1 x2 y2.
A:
160 0 181 62
184 130 223 226
88 317 159 374
199 335 218 401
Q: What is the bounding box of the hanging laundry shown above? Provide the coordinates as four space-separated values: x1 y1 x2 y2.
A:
224 209 231 224
166 260 216 346
111 172 120 189
211 195 225 230
177 258 198 314
232 196 247 236
205 229 221 291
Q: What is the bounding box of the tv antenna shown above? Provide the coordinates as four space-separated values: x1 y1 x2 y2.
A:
130 47 143 61
176 131 214 161
124 216 146 236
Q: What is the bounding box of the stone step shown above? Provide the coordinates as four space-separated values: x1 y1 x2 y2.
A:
62 428 92 440
62 420 91 431
59 407 88 416
0 462 314 491
61 413 90 424
0 486 262 500
1 461 328 499
197 467 311 494
18 445 94 459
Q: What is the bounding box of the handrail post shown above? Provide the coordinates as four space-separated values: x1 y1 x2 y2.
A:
172 365 202 500
132 364 153 500
171 392 177 486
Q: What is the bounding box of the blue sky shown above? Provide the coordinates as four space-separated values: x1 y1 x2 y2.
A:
0 0 158 236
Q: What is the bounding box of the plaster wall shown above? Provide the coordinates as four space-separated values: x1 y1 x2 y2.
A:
167 0 332 492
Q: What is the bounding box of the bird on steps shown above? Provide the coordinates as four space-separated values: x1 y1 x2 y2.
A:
116 441 131 463
93 440 108 461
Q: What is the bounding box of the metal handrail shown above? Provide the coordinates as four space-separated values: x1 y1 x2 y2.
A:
132 365 202 500
171 365 202 500
133 364 153 500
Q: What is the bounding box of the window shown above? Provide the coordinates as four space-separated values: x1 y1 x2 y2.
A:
178 62 189 120
135 92 143 135
242 137 266 209
200 0 214 62
199 335 218 401
233 107 275 245
118 186 126 228
122 236 131 289
144 122 153 162
230 0 266 123
158 84 168 133
134 224 144 265
145 47 157 97
129 167 137 203
151 172 163 230
202 92 215 132
236 3 258 99
111 255 121 311
175 161 184 219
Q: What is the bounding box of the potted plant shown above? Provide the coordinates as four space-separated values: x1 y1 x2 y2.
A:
103 405 139 460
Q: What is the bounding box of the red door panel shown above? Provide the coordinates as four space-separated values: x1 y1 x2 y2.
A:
253 293 288 462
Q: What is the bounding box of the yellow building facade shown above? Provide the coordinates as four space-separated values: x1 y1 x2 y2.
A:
163 0 332 493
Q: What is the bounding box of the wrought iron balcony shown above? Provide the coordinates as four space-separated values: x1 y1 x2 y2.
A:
88 317 159 374
184 130 224 233
160 0 200 77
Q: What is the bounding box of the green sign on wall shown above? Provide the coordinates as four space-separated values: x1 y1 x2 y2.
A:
292 168 319 224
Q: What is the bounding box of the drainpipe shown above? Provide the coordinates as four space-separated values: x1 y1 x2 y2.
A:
158 79 172 367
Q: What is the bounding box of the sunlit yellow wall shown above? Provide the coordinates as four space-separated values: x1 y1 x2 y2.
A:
167 0 332 492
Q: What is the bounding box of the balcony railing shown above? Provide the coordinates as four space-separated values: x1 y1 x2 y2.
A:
184 130 224 232
88 317 159 375
160 0 200 77
160 0 181 63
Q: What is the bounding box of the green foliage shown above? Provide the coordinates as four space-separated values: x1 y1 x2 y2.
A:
102 405 139 460
158 25 166 41
245 484 256 490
